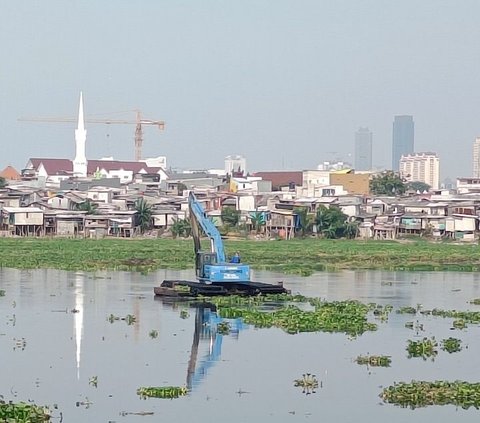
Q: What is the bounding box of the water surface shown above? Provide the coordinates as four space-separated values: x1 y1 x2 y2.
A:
1 268 480 422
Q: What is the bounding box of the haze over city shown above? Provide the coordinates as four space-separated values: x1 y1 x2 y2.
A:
2 0 480 180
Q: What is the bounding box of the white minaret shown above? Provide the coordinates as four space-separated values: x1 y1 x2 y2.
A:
73 92 88 177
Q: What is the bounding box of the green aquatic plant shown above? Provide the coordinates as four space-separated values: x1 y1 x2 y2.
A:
470 298 480 305
441 337 462 353
452 319 467 329
210 295 377 336
0 400 50 422
431 308 480 323
137 386 188 399
216 321 231 335
397 306 417 314
179 310 189 319
294 373 319 394
381 380 480 409
149 330 159 339
107 314 136 325
0 289 5 297
407 337 438 360
89 375 98 387
355 355 391 367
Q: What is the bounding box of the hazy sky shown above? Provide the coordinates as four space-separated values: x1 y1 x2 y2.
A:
2 0 479 180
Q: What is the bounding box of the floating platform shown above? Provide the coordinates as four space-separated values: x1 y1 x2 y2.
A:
154 280 289 297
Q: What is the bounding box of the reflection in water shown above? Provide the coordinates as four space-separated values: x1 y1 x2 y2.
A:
74 273 84 380
161 301 246 390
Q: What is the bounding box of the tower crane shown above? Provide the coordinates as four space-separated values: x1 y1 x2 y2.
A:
18 110 165 162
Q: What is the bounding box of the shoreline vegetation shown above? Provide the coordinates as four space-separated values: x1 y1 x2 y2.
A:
1 238 479 275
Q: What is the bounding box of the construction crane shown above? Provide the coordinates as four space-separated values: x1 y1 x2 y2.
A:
18 110 165 162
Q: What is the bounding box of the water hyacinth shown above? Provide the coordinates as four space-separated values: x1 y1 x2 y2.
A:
137 386 188 399
407 337 438 360
381 380 480 409
355 355 391 367
0 401 50 422
209 294 377 336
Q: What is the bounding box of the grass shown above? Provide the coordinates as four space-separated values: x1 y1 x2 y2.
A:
1 237 480 275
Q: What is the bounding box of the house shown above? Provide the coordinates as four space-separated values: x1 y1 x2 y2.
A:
0 207 44 236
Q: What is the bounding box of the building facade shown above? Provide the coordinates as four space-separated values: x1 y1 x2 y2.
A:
473 137 480 178
399 152 440 190
354 127 372 171
392 115 414 171
225 155 246 175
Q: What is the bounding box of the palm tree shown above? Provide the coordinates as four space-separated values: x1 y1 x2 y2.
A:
250 211 265 234
344 220 359 239
294 207 314 237
135 198 153 234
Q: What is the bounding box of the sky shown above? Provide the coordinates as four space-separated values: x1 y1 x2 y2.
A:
1 0 480 181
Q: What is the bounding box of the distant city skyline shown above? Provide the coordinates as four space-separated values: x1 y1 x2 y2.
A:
354 127 373 171
473 138 480 178
392 115 415 171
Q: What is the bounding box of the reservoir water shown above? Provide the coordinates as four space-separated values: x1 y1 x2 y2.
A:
1 268 480 422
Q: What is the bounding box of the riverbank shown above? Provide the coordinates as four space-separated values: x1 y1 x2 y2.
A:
1 237 479 275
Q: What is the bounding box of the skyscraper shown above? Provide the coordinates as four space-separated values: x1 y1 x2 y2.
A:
354 127 372 171
392 115 414 171
473 137 480 178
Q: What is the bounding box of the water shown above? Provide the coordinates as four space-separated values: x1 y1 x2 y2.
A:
1 268 480 422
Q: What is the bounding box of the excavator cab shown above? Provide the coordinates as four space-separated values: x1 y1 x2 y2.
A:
195 252 217 280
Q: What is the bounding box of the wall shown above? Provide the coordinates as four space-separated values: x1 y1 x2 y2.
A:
330 173 370 195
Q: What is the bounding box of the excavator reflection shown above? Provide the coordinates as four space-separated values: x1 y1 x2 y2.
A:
160 298 247 390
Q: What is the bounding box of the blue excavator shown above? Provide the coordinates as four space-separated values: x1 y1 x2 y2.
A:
154 192 288 297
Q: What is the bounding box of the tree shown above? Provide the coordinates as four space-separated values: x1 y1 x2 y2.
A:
249 211 266 234
344 220 360 239
406 181 431 193
135 198 153 233
370 171 406 195
0 177 6 189
221 206 240 227
171 217 191 238
76 199 98 215
294 207 314 237
314 205 348 239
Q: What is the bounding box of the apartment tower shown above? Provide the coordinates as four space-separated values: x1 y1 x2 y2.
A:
392 115 414 171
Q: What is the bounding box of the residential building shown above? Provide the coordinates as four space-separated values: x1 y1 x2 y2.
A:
225 155 246 175
354 127 372 171
392 115 414 171
399 152 440 190
473 137 480 178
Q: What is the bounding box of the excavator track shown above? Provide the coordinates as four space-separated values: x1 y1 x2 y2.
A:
154 280 289 297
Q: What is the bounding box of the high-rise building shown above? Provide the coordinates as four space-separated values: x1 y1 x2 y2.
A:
399 152 439 190
354 127 372 171
473 137 480 178
392 115 414 171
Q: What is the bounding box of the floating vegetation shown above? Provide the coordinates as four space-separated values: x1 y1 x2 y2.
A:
355 355 391 367
0 400 50 422
89 376 98 387
107 314 136 325
149 330 159 339
431 308 480 324
470 299 480 305
216 321 231 335
397 306 417 314
372 304 393 321
209 294 377 336
453 319 467 329
294 373 319 394
137 386 188 399
441 337 462 353
405 320 424 331
407 337 438 360
179 310 189 319
13 337 27 351
0 289 5 297
381 380 480 409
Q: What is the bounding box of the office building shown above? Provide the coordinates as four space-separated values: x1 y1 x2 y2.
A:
399 152 439 190
392 115 414 171
354 127 372 171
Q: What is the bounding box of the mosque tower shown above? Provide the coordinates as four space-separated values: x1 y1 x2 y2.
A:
73 92 88 177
